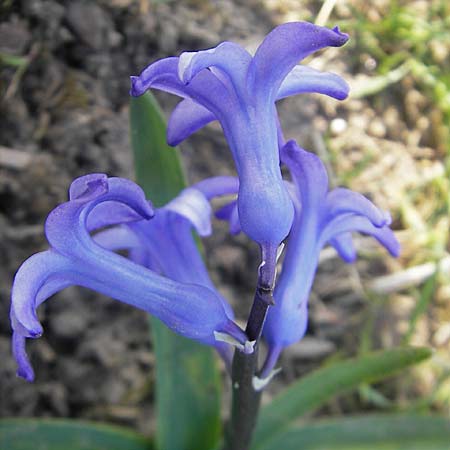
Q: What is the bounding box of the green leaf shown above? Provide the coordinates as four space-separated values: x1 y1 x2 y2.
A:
259 414 450 450
0 419 152 450
130 92 221 450
130 91 186 207
252 346 432 449
0 52 28 68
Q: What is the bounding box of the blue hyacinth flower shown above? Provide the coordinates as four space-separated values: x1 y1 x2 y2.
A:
130 22 349 288
93 177 243 366
207 144 400 376
10 174 250 381
260 141 400 375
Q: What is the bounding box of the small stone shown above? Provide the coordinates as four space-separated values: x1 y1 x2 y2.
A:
0 21 31 55
329 118 347 135
286 337 336 360
368 118 386 138
66 2 114 50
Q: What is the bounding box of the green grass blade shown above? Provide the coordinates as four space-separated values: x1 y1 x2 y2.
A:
252 346 432 449
260 414 450 450
130 92 221 450
0 419 153 450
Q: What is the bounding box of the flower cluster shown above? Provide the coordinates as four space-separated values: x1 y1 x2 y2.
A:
11 22 399 382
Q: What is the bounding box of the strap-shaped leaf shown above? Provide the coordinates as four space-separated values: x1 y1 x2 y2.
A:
130 92 221 450
0 419 152 450
252 346 431 449
130 92 186 206
259 414 450 450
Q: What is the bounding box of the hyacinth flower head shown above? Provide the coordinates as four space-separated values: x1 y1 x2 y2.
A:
259 141 400 375
10 174 250 381
130 22 350 287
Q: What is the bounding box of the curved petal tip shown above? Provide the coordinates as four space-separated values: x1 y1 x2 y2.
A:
69 173 108 201
130 75 144 97
332 26 349 43
17 367 34 382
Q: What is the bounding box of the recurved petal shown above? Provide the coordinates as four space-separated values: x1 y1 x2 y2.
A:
215 200 241 235
164 186 212 236
94 226 151 267
167 99 216 146
69 173 109 200
277 65 350 101
130 57 189 98
11 268 72 382
86 202 150 232
45 175 153 257
324 187 388 228
320 214 401 257
193 176 239 200
12 331 34 382
178 42 252 97
130 57 235 119
329 232 357 263
248 22 349 102
10 250 73 337
12 240 244 376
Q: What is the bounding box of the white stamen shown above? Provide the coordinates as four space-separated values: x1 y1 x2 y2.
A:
258 260 266 278
244 340 256 354
214 331 255 354
276 242 285 262
252 367 282 391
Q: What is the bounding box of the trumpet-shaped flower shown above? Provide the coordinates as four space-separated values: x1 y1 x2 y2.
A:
130 22 349 287
261 141 400 375
94 176 244 365
10 174 248 381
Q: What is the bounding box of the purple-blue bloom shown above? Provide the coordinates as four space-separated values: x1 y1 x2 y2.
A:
94 177 242 365
261 141 400 375
206 143 400 376
130 22 349 288
10 174 248 381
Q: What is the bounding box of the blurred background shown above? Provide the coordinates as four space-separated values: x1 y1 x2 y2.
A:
0 0 449 434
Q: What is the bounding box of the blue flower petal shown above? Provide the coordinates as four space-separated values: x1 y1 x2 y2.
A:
164 186 212 236
248 22 349 103
330 232 357 263
45 174 154 257
193 176 239 200
277 65 349 101
178 42 252 99
281 140 329 209
130 57 235 121
216 200 241 235
320 214 401 257
325 187 389 228
167 99 216 146
94 226 151 267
